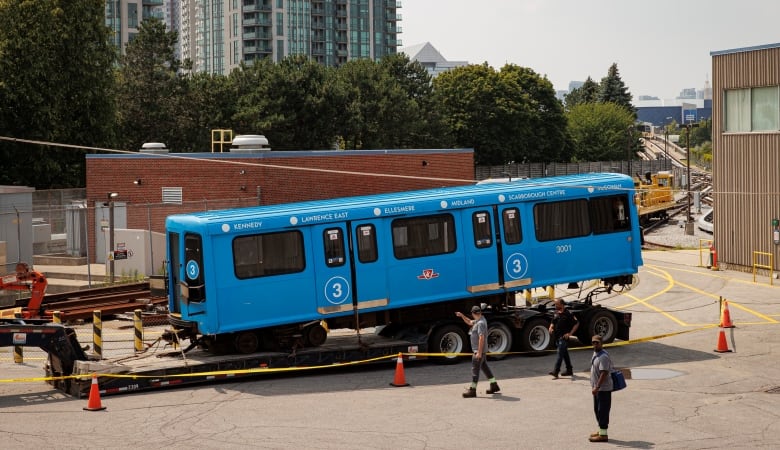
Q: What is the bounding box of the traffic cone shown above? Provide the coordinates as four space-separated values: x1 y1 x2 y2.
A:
83 373 106 411
714 329 732 353
720 300 734 328
389 352 409 387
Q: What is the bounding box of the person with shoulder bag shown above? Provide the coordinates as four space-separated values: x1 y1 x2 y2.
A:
589 335 613 443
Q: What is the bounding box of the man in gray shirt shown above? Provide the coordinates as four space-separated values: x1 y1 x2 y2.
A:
590 335 613 442
456 305 500 398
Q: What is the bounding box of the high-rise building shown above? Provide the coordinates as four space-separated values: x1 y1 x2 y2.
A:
179 0 401 75
108 1 400 75
106 0 171 53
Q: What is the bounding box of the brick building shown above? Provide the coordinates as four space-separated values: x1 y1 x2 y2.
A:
85 147 474 265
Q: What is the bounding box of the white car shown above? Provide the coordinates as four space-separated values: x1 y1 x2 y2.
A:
698 208 713 233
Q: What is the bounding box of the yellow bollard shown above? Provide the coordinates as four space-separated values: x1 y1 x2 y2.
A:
52 311 62 324
133 309 144 353
92 310 103 359
13 345 23 364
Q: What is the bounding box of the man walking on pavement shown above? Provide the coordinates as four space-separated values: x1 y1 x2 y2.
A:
456 305 500 397
589 335 613 442
549 298 579 378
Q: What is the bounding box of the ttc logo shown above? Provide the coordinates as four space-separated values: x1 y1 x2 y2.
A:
417 268 440 280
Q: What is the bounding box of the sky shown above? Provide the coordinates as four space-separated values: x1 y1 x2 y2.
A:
399 0 780 101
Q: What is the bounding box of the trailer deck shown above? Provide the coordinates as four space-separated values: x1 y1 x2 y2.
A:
67 332 428 397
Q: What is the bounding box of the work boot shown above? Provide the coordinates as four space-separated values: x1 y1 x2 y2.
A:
561 369 573 377
462 387 477 398
588 434 608 442
486 382 501 394
548 371 559 379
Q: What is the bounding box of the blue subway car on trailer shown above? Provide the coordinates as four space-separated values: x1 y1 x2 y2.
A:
165 172 642 357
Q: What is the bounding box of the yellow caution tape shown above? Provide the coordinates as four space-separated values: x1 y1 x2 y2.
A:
0 324 744 384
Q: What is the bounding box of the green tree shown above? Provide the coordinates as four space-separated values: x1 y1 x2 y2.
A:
335 58 421 149
566 102 636 161
434 64 511 164
434 63 568 165
378 54 450 148
0 0 117 188
115 18 181 151
235 55 339 150
564 76 599 110
499 64 569 163
175 72 238 152
599 63 635 116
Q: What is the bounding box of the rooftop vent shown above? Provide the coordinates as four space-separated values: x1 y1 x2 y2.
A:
140 142 169 154
230 135 270 153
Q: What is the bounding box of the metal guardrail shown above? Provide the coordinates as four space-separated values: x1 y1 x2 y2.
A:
752 251 774 285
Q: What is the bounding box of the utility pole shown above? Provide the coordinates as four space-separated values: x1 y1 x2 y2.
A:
682 122 699 236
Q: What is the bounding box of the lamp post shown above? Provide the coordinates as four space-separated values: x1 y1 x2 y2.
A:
107 192 119 283
681 122 699 235
664 116 673 169
626 125 634 176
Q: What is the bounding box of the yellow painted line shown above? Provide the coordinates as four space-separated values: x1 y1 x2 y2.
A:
618 265 692 326
643 264 778 325
727 302 779 324
645 262 779 289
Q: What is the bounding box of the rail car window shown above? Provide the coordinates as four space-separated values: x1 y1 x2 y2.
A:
472 211 492 248
534 199 590 241
356 224 378 263
323 228 345 267
502 208 522 244
392 214 456 259
233 231 305 279
590 195 632 234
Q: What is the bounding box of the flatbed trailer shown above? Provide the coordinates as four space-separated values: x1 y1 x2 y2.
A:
67 332 428 397
2 287 631 398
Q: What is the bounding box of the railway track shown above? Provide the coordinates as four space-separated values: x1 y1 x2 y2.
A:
12 282 167 322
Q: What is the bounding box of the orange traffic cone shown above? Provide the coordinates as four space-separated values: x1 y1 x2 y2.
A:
714 329 732 353
389 352 409 387
720 300 734 328
83 373 106 411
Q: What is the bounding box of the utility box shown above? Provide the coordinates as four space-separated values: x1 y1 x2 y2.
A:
0 186 34 273
103 228 166 278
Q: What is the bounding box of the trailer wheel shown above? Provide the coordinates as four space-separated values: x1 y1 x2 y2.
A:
520 318 551 352
430 325 467 364
487 322 512 360
584 310 618 343
234 331 260 354
304 323 328 347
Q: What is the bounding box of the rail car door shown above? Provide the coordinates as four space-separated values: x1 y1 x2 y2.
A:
495 205 532 291
311 224 354 315
167 231 181 314
348 222 388 310
460 208 503 294
311 222 389 316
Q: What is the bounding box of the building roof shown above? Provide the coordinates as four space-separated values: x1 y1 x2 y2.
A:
710 42 780 57
401 42 447 64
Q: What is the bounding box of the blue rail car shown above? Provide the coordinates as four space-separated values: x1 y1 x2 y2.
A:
166 173 642 355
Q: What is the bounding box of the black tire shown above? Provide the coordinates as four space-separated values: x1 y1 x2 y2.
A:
234 331 260 354
304 323 328 347
582 310 618 343
429 324 468 364
487 322 513 360
519 317 552 352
